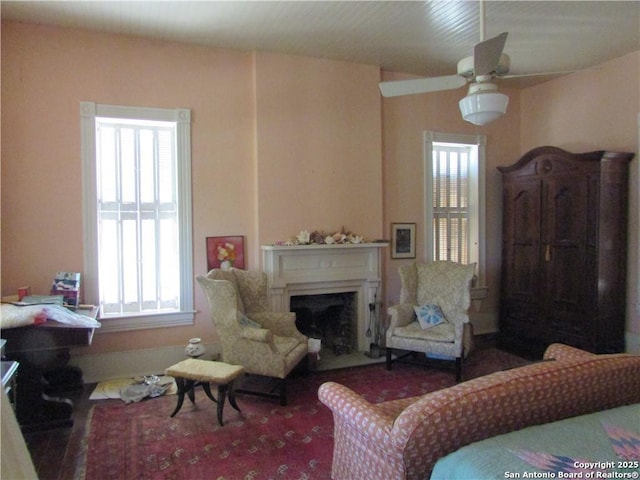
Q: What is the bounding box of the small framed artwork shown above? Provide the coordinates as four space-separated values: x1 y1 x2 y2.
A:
391 223 416 259
206 236 245 271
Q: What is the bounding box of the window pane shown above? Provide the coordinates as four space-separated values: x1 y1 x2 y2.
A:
460 217 468 264
141 219 157 304
159 217 178 305
459 152 468 208
120 128 136 204
98 126 117 203
122 218 139 306
438 152 447 208
99 217 120 304
139 129 155 203
449 152 458 208
158 130 174 204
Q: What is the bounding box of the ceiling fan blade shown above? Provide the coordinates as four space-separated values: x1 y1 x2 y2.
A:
379 75 466 97
474 32 508 76
501 69 577 79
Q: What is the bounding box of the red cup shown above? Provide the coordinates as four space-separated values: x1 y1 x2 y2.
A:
17 286 30 301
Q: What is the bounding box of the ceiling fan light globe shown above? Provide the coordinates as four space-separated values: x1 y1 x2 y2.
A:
459 91 509 125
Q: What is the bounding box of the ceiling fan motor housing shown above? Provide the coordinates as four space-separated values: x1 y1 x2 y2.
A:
457 53 510 79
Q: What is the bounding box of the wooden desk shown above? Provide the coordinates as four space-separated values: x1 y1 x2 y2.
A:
1 307 98 432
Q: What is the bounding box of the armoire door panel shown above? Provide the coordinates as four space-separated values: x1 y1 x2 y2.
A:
543 175 589 310
504 179 541 298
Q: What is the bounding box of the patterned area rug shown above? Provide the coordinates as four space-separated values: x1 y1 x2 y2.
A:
75 348 528 480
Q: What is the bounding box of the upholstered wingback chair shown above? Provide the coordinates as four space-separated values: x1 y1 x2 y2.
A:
196 268 308 405
386 261 476 381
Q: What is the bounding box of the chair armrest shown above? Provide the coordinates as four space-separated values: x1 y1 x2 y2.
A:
240 327 273 343
387 304 415 330
443 309 469 326
318 382 395 444
251 312 306 340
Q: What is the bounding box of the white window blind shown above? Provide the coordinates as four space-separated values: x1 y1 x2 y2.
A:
96 119 180 315
433 145 470 264
424 131 487 293
81 103 194 332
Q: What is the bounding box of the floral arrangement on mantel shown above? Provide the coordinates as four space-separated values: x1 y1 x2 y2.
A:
274 227 365 246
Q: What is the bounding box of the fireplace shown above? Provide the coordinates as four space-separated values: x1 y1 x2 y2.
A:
291 292 357 355
261 243 387 352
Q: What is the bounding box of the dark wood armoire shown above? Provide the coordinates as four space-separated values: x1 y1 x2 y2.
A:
498 146 634 357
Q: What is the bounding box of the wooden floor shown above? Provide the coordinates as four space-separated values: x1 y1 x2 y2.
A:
23 383 95 480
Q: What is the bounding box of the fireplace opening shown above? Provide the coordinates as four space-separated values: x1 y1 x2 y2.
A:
291 292 357 355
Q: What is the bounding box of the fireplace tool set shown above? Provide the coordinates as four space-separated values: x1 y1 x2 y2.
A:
365 296 385 359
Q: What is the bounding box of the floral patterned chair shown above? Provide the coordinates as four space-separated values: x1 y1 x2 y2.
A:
196 268 308 405
386 261 476 381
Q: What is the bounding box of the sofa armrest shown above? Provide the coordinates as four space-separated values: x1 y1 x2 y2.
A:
543 343 597 361
318 382 395 444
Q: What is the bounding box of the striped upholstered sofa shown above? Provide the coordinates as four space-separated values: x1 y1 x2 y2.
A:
318 344 640 480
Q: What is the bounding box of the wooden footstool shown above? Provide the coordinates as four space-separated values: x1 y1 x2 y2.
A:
165 359 244 426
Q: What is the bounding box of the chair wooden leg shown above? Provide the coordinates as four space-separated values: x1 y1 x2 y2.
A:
386 348 393 370
455 357 463 382
279 378 287 406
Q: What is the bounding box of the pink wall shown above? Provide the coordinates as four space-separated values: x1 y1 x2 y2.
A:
1 22 384 354
253 52 383 244
2 21 638 355
520 51 640 340
1 22 257 352
381 71 522 332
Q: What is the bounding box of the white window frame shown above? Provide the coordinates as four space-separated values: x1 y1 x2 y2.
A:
424 131 488 299
81 102 195 332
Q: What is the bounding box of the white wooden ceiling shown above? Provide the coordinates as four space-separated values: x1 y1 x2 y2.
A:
3 1 639 87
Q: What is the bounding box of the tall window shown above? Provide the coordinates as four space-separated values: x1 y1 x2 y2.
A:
81 103 194 332
424 131 486 291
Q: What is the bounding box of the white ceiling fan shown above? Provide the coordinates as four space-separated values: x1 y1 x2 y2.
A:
378 1 564 125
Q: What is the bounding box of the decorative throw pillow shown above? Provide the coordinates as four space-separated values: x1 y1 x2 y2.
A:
413 304 447 330
238 312 260 329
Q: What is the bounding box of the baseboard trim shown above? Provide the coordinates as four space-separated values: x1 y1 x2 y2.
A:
69 342 221 383
70 331 639 383
625 331 640 354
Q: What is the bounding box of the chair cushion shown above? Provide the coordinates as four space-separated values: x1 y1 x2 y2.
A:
413 304 447 329
393 321 455 343
273 335 303 356
238 312 261 328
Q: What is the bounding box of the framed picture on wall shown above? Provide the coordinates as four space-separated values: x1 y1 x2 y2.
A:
206 236 245 271
391 223 416 259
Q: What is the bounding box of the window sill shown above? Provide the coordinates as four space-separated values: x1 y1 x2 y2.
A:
96 310 195 333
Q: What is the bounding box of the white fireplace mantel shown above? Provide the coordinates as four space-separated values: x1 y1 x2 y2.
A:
262 243 388 352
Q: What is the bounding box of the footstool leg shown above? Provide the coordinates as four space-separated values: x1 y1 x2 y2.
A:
216 384 229 426
186 380 196 403
228 380 241 413
201 382 218 404
170 377 187 417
